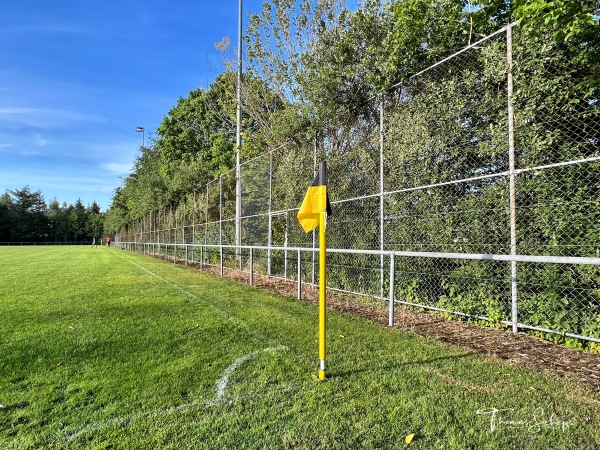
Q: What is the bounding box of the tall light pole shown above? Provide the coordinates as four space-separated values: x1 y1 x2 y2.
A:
135 126 145 149
235 0 243 250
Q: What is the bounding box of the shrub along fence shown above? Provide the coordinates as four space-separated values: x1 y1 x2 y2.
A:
117 24 600 350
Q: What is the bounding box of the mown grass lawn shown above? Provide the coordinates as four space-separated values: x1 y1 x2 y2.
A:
1 246 599 449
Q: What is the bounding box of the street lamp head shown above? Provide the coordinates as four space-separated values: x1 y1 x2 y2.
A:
135 126 145 149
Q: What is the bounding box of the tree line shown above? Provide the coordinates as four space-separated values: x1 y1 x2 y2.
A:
0 187 105 244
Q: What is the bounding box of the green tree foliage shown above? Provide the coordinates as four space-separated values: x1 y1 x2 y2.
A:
0 193 14 242
3 187 49 242
0 188 105 243
107 70 285 227
515 0 599 95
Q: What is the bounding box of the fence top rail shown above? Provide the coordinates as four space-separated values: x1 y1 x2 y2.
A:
121 242 600 266
387 22 512 91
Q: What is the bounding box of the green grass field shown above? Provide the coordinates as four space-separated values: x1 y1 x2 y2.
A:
1 246 599 449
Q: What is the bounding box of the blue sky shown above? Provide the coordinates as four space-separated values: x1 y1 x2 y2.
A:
0 0 262 212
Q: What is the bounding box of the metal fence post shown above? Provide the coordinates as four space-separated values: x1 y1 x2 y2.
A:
507 23 519 333
220 246 224 277
388 253 395 326
297 249 302 300
192 190 196 249
249 247 254 285
380 92 385 301
219 175 223 258
205 184 209 249
284 211 289 281
312 133 318 286
268 152 273 276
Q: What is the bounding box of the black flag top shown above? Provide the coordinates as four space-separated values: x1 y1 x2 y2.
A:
297 161 332 233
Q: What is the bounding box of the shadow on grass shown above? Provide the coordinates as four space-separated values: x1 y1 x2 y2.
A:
330 351 482 379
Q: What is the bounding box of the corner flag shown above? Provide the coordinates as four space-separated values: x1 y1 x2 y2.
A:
297 161 332 233
297 161 332 381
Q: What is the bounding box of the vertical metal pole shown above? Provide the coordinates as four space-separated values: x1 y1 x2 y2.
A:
249 247 254 286
220 246 224 277
312 133 318 286
200 245 204 270
268 152 273 276
191 191 196 264
173 205 176 264
185 245 188 267
205 184 209 248
380 93 385 300
193 190 196 249
389 253 395 327
297 249 302 300
159 207 163 258
219 175 223 253
235 0 243 254
507 24 519 333
284 211 288 281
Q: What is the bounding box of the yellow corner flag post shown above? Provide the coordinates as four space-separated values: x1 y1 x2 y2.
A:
297 161 331 380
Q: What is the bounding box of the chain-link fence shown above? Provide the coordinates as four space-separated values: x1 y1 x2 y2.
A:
117 24 600 349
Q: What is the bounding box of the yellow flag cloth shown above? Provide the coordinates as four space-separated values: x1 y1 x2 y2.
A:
297 161 331 233
298 185 327 232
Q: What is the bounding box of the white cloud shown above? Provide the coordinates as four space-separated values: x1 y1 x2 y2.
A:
19 149 43 156
0 107 106 129
0 24 92 36
102 162 134 175
34 133 49 146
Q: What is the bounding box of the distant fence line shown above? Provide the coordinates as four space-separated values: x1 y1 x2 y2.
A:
117 24 600 349
0 241 93 246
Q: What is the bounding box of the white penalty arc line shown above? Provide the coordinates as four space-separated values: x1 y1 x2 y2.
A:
207 345 288 407
63 345 288 441
60 252 292 441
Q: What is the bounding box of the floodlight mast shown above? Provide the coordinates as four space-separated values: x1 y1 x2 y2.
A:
235 0 243 251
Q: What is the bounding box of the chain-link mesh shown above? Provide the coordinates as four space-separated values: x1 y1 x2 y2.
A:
117 24 600 347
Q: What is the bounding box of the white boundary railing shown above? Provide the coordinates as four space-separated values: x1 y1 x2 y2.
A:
115 240 600 345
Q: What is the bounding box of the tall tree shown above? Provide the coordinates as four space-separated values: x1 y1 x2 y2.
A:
68 199 88 243
7 186 48 242
0 192 14 242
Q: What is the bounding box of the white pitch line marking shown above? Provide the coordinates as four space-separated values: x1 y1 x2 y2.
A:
207 345 288 407
114 252 267 340
62 345 288 441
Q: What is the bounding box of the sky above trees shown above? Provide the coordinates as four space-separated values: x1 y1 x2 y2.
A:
0 0 263 212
